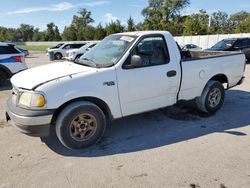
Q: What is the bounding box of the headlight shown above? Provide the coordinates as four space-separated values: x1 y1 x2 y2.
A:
18 92 46 108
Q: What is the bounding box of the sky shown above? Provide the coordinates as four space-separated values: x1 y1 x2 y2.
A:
0 0 250 32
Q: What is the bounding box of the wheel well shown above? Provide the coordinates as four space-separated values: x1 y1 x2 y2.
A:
54 52 62 56
51 97 113 124
0 67 11 78
210 74 228 87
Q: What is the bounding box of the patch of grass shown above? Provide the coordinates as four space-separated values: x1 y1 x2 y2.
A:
17 45 53 52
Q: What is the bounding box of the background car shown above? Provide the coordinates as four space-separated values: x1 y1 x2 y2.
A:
47 42 86 60
46 43 64 52
0 43 27 85
65 42 98 62
182 44 202 51
206 38 250 62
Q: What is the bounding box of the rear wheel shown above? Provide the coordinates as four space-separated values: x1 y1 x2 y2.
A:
196 81 225 114
0 70 7 85
54 53 62 60
55 101 106 150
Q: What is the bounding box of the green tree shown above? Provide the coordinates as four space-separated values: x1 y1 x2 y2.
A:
141 0 190 31
62 26 77 41
183 10 209 35
54 26 62 41
83 25 95 40
32 28 42 41
105 20 124 35
229 11 250 33
45 23 55 41
65 8 95 40
94 24 106 40
209 11 229 34
235 16 250 33
127 16 136 31
18 24 34 41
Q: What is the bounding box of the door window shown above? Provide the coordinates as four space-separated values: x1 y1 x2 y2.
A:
124 36 170 68
63 44 72 49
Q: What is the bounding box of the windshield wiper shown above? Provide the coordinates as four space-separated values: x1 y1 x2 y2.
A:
80 58 98 68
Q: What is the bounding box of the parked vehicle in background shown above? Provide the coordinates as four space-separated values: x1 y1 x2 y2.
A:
0 43 27 85
65 42 98 62
6 31 246 150
47 42 86 60
182 44 202 51
17 47 29 57
46 43 64 51
206 38 250 62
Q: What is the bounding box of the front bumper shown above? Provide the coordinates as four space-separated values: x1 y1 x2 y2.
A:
6 98 54 137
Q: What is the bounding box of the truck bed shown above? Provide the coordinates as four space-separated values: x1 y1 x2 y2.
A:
178 50 246 101
181 50 243 61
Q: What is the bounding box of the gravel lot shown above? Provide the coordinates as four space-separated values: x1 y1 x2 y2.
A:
0 53 250 188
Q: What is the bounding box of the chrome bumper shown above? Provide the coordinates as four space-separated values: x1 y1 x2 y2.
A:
6 98 54 137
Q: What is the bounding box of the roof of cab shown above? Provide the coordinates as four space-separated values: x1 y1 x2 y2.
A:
113 31 171 37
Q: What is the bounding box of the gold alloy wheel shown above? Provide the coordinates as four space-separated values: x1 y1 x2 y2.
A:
69 113 97 141
208 88 221 108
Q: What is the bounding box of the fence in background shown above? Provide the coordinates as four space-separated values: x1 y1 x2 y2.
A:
14 33 250 49
174 33 250 49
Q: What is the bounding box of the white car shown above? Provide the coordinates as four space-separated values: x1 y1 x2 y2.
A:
182 44 202 51
0 43 27 85
47 42 86 60
6 31 246 150
65 42 98 62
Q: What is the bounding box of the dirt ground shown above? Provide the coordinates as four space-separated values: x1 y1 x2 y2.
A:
0 53 249 188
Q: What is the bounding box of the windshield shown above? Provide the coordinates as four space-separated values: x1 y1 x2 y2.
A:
78 35 137 68
53 43 64 48
212 39 236 49
79 43 93 51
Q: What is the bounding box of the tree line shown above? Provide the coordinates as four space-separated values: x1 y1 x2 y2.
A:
1 0 250 42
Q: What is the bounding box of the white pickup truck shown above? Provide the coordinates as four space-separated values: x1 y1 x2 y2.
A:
6 31 246 150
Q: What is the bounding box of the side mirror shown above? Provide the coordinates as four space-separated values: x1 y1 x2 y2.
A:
131 55 142 67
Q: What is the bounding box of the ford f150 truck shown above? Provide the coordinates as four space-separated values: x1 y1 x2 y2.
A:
6 31 246 150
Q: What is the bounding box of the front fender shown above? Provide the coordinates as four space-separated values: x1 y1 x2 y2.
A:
37 67 122 119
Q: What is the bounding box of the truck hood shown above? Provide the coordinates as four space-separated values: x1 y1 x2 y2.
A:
11 61 95 90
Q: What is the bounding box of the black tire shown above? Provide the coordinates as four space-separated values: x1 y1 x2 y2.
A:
54 53 62 60
196 81 225 114
55 101 106 150
0 69 7 85
74 54 82 62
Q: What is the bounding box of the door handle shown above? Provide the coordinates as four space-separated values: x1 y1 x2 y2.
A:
167 70 177 77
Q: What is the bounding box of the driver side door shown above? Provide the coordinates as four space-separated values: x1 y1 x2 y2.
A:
116 35 180 117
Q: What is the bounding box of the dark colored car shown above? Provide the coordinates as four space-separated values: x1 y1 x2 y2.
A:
17 47 29 57
206 38 250 62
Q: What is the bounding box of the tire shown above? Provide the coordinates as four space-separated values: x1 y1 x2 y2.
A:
0 69 7 85
196 81 225 114
55 101 106 150
54 53 62 60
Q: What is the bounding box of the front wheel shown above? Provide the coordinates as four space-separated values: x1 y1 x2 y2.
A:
196 81 225 114
54 53 62 60
55 101 106 150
